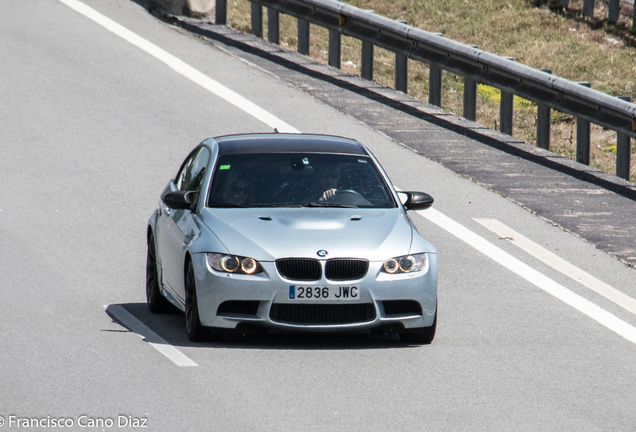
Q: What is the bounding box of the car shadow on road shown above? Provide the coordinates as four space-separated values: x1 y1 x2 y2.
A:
105 303 419 351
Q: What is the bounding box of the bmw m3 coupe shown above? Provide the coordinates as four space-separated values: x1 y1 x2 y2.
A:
146 133 438 344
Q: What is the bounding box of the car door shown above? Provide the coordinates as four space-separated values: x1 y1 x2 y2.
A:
156 146 210 304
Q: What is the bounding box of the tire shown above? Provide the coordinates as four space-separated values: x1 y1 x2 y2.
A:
146 233 172 313
400 302 437 345
184 261 222 342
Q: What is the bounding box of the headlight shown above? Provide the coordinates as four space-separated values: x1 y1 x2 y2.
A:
382 253 428 274
207 253 263 275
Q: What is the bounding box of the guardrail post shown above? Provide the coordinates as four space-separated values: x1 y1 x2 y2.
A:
298 19 310 55
583 0 595 16
215 0 227 25
360 10 375 81
617 96 632 180
499 57 514 135
268 7 280 44
428 32 444 105
536 70 552 150
463 76 477 120
500 91 514 135
608 0 620 23
395 54 408 93
395 21 409 93
251 3 263 38
576 82 592 165
329 30 341 69
463 45 478 121
429 65 442 106
361 41 374 80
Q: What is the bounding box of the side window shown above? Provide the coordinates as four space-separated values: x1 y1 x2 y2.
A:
175 147 211 192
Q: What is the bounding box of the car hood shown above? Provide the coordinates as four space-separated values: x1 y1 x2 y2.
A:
199 207 430 261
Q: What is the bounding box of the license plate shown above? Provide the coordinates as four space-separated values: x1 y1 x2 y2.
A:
288 285 360 301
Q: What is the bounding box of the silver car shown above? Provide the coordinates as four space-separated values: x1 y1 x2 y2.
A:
146 133 438 344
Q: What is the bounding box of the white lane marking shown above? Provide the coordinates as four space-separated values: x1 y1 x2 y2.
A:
106 305 198 367
475 218 636 317
418 209 636 346
57 0 300 134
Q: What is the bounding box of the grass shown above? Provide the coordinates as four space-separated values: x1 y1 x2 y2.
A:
225 0 636 182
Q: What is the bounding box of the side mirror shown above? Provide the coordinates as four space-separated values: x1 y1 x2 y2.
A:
162 190 198 211
400 191 434 211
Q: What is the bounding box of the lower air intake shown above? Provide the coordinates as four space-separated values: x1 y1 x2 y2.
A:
269 303 376 325
382 300 422 316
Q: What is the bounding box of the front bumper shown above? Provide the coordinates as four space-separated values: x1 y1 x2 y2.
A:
191 253 438 333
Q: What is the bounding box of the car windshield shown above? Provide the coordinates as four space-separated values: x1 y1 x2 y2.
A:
207 153 397 208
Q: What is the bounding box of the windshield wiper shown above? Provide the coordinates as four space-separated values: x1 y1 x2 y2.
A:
306 202 358 208
212 202 359 209
208 203 249 208
266 203 307 207
265 202 358 208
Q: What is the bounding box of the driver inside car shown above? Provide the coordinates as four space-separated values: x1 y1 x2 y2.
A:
224 175 254 205
312 165 341 202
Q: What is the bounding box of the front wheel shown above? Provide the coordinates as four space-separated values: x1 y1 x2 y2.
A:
184 261 223 342
399 302 437 345
185 261 209 342
146 233 172 313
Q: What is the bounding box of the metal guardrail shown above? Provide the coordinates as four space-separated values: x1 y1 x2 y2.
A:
214 0 636 181
578 0 636 28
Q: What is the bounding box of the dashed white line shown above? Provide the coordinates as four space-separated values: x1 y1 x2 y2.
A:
106 305 198 367
418 209 636 346
475 218 636 317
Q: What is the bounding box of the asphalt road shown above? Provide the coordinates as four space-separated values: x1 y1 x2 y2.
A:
2 1 636 431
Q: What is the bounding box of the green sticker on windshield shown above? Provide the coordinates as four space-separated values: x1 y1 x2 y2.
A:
219 164 231 170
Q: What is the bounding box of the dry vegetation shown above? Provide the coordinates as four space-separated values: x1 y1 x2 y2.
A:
226 0 636 182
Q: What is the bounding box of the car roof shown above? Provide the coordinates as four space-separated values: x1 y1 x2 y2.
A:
210 133 369 156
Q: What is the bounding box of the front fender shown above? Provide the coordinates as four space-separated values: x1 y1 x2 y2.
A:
147 204 160 238
187 216 229 256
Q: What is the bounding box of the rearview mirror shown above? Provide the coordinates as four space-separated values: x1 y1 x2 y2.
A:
399 191 434 211
162 190 198 211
